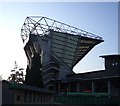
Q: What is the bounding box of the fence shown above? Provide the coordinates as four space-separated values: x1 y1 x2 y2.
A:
55 92 120 105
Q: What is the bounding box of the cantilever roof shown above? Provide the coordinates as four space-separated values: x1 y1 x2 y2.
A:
100 54 120 58
21 16 104 68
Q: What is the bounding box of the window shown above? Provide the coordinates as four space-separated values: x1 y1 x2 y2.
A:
16 95 20 101
37 93 39 102
112 62 118 66
29 92 32 103
112 63 115 66
24 91 27 103
115 62 118 65
33 92 36 102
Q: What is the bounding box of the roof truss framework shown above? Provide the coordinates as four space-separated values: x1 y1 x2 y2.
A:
21 16 103 43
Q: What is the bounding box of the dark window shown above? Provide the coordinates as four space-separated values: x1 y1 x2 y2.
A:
29 92 32 103
41 93 42 102
33 92 36 102
24 91 27 103
37 93 39 102
16 95 20 101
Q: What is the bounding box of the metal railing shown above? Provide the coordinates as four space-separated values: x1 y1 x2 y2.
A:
55 93 120 105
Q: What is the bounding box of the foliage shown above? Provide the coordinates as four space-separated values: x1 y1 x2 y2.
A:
7 61 25 83
24 53 44 88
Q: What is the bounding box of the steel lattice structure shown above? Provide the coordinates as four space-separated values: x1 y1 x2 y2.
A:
21 16 103 43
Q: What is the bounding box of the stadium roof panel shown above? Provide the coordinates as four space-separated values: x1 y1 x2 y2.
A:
49 31 103 67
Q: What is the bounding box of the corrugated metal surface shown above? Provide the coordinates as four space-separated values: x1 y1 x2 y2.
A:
51 31 102 67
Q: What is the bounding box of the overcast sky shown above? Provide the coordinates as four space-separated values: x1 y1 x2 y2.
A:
0 2 118 79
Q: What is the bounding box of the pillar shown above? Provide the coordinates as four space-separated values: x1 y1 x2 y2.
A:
92 81 95 93
108 80 111 95
77 82 80 92
58 81 60 92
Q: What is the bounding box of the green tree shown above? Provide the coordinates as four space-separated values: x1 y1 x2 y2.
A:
7 61 25 83
24 53 44 88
